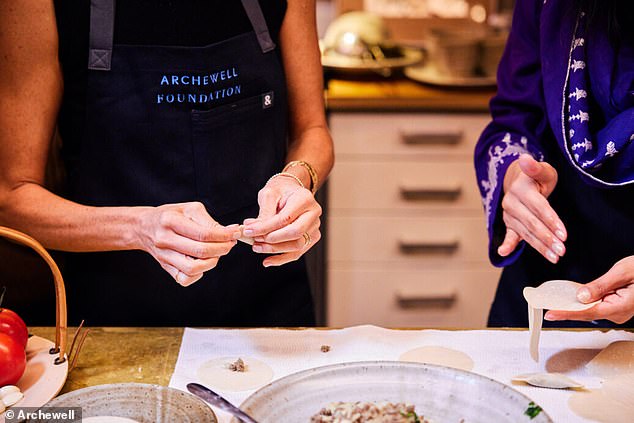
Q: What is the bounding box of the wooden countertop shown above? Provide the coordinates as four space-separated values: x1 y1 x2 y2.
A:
31 327 183 393
324 77 495 113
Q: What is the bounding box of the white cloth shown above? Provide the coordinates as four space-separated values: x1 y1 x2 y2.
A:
169 325 634 423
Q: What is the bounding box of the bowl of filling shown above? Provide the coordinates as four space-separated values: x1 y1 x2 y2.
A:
233 361 553 423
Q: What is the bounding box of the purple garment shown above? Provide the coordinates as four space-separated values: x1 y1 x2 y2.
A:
474 0 634 267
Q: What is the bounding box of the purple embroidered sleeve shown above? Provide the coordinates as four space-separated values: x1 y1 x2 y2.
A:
474 0 547 267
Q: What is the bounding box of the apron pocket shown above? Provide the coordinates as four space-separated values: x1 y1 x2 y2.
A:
191 92 285 217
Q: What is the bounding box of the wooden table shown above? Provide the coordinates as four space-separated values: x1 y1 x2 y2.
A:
31 327 183 393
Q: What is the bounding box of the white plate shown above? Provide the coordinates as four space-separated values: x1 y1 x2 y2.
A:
236 361 553 423
41 383 217 422
1 335 68 421
321 47 424 76
405 63 497 88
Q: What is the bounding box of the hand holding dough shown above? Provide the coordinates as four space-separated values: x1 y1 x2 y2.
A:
523 280 599 362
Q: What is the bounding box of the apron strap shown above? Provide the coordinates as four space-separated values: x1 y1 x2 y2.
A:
88 0 116 71
240 0 276 53
87 0 274 71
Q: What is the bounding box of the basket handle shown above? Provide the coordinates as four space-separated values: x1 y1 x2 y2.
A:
0 226 67 363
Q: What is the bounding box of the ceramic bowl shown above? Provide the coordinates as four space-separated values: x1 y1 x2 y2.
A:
36 383 216 422
234 361 553 423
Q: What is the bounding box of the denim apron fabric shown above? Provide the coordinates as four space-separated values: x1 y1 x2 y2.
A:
59 0 314 326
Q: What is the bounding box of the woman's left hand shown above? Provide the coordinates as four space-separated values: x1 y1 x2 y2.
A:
242 175 322 267
545 256 634 324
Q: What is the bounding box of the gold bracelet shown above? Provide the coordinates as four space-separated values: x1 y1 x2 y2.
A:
266 172 305 189
283 160 318 194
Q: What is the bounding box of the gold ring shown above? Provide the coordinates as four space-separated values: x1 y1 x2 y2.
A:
302 232 311 248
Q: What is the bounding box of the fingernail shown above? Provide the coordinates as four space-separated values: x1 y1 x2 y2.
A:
253 245 263 253
232 231 242 240
547 250 558 263
263 261 271 268
243 229 254 236
577 287 591 303
555 229 566 240
552 242 565 256
544 312 555 321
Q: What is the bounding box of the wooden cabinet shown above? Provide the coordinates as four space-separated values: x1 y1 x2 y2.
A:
326 112 501 328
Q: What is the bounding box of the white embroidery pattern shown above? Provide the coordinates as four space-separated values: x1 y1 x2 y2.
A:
480 133 535 228
572 138 593 151
571 60 586 72
570 111 589 123
569 129 575 139
605 141 618 157
581 160 594 168
569 87 587 101
572 38 585 49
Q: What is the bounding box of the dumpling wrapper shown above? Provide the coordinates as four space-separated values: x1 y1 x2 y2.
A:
586 340 634 377
197 356 274 392
601 374 634 409
237 225 254 245
512 372 584 389
523 280 599 362
527 305 543 362
399 346 474 371
523 280 600 311
569 388 634 423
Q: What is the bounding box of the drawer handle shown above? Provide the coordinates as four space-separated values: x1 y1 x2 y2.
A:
399 185 462 201
398 239 459 254
399 130 463 145
396 291 457 309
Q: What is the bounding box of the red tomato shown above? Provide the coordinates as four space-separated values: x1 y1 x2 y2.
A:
0 333 26 386
0 308 28 348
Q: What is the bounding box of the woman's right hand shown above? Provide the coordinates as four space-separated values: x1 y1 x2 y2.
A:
499 154 567 263
137 202 241 286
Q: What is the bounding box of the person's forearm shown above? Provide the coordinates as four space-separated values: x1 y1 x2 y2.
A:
278 0 333 193
0 182 144 252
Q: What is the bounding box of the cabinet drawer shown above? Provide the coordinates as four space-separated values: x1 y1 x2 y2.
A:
328 216 491 265
330 113 490 157
329 161 483 211
327 268 500 328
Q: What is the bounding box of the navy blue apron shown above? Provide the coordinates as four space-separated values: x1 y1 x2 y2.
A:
488 138 634 328
59 0 314 326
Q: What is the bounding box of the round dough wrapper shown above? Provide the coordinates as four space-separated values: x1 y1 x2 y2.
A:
196 357 274 392
569 388 634 423
601 374 634 408
586 340 634 377
523 280 599 311
399 346 474 371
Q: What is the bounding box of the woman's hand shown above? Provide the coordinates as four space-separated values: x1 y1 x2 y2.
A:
242 175 321 267
499 154 567 263
137 202 240 286
545 256 634 324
